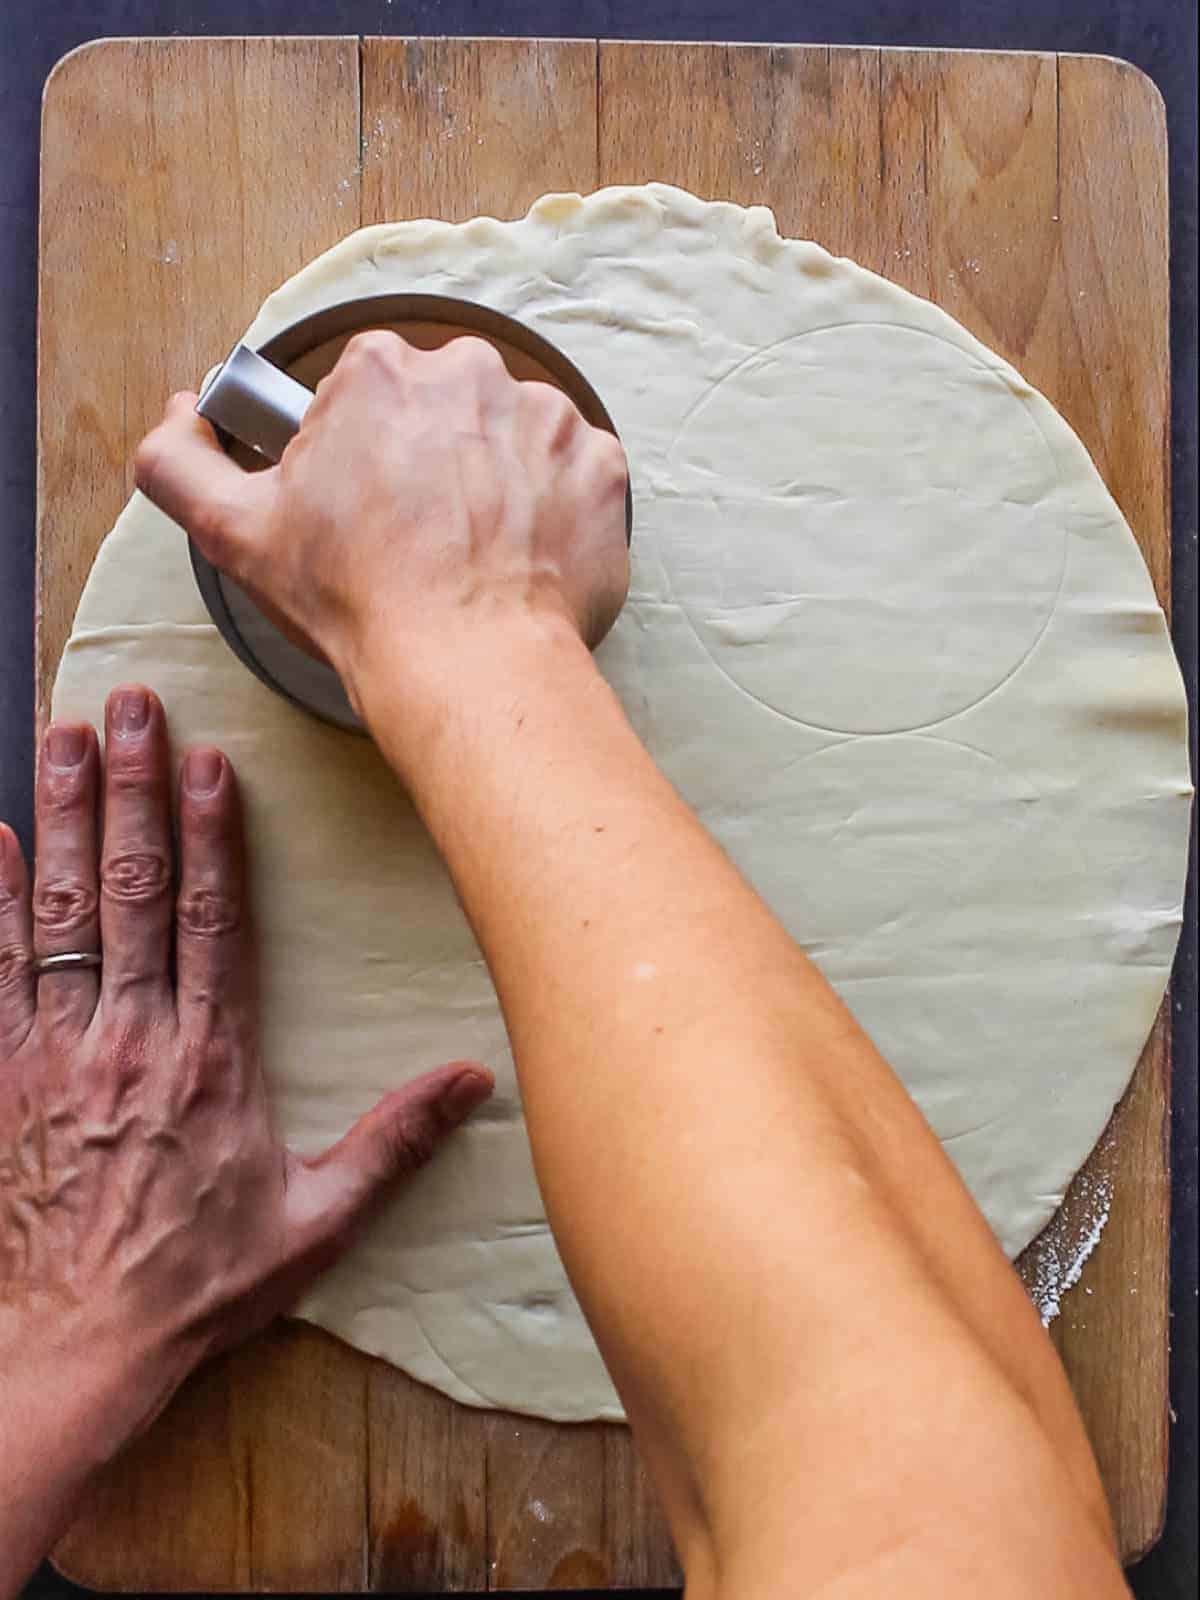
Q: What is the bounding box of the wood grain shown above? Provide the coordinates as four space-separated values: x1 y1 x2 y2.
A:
37 35 362 734
361 37 598 224
599 42 881 260
1048 58 1173 1554
38 37 1172 1588
874 51 1172 1557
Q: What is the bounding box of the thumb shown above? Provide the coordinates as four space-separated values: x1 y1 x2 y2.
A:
134 391 273 575
284 1062 495 1251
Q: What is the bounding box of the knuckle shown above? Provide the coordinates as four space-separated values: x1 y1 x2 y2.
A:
440 336 506 382
344 329 404 368
178 984 223 1023
592 434 630 497
0 942 32 993
592 427 627 472
39 761 89 815
461 336 504 370
387 1114 437 1173
101 850 171 906
525 379 570 414
104 749 162 793
187 496 237 558
177 885 241 939
525 382 580 443
132 430 164 496
182 793 233 843
33 877 99 935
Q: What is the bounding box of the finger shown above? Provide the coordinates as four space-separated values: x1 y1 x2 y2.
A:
175 748 246 1018
285 1063 495 1249
99 687 174 1007
32 723 101 1037
134 392 272 575
0 824 35 1053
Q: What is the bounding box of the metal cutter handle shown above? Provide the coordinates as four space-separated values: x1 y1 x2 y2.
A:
196 344 312 463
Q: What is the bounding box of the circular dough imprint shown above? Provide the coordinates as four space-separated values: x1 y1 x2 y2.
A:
53 184 1193 1422
664 322 1067 733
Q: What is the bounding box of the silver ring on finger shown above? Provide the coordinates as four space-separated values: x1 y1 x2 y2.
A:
33 951 103 978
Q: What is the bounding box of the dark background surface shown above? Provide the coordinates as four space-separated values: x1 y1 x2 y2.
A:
3 3 1196 1597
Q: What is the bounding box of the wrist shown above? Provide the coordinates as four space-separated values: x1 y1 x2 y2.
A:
340 604 599 787
0 1310 162 1597
0 1297 189 1478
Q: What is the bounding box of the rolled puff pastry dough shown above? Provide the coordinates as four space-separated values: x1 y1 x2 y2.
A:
53 185 1193 1421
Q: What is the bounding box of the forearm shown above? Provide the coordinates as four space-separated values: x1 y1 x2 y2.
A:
352 617 1120 1586
138 316 1124 1593
0 1322 140 1600
0 1426 88 1600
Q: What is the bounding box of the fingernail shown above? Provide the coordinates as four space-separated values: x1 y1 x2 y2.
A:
46 725 85 769
442 1070 494 1121
112 688 150 736
184 749 223 798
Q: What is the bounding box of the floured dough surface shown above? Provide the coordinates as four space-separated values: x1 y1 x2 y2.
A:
53 185 1192 1421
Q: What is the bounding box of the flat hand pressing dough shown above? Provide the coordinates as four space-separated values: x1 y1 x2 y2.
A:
54 184 1192 1422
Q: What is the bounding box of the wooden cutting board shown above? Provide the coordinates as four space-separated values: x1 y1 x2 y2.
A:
38 36 1173 1589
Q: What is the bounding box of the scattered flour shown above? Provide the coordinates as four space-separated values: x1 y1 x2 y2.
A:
1020 1134 1116 1326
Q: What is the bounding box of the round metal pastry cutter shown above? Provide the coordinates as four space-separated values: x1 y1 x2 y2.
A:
192 294 631 732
